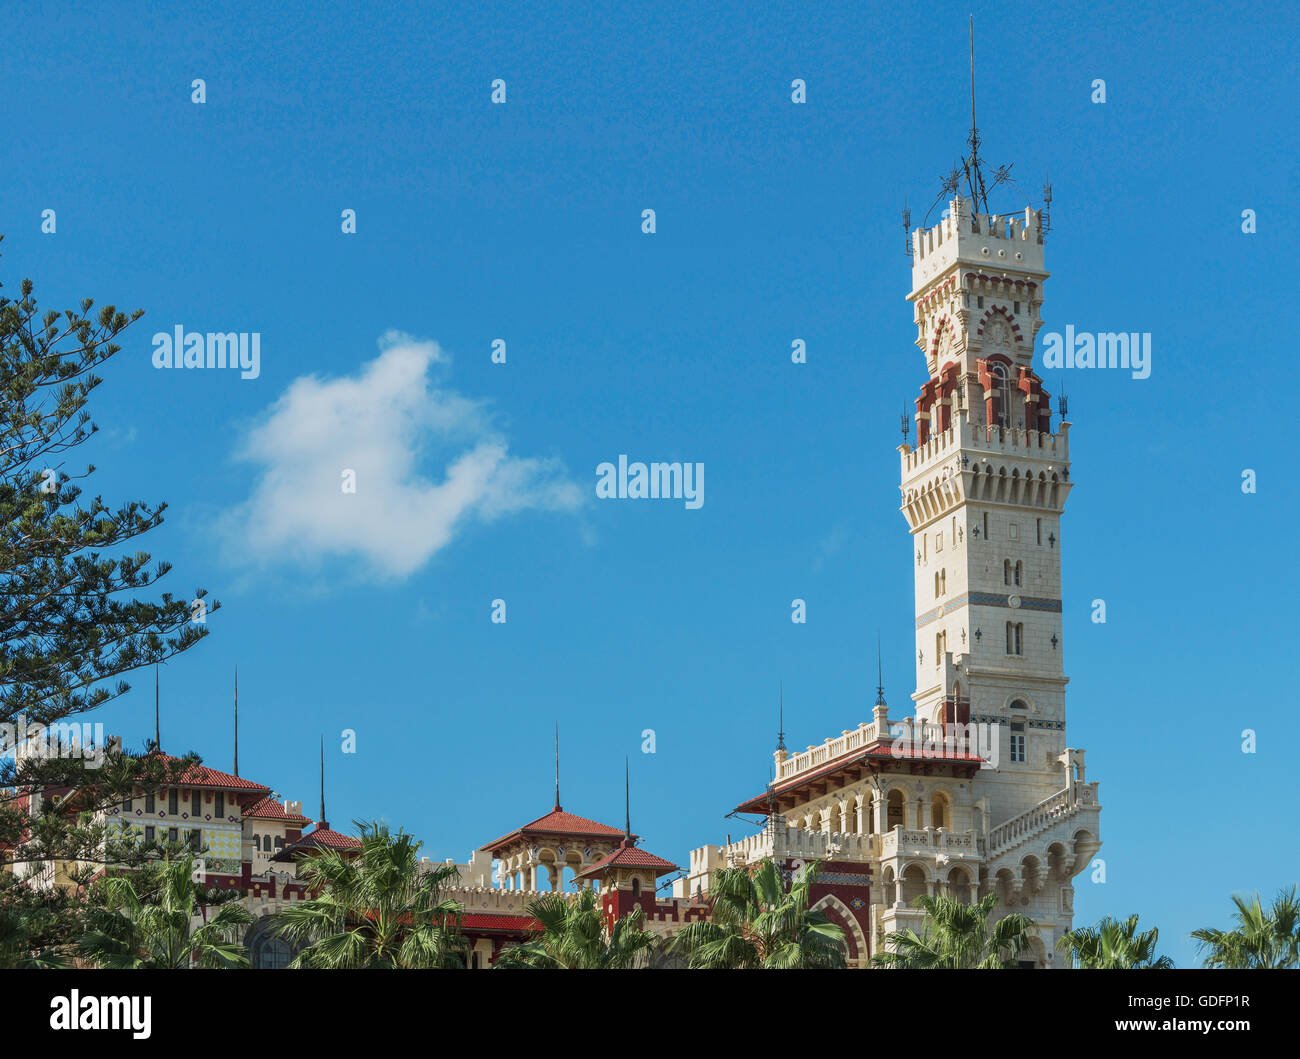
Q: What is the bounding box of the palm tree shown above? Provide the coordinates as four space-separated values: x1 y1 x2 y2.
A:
272 820 468 968
873 892 1035 968
79 856 253 968
1192 886 1300 969
1057 914 1173 968
494 887 660 968
669 858 847 968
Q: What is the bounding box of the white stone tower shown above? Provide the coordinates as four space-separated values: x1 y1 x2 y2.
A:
898 194 1101 951
682 74 1103 965
901 196 1067 823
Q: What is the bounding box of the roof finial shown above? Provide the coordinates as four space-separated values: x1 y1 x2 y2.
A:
233 665 239 777
153 662 160 750
777 681 786 752
875 633 887 707
969 15 977 151
319 735 326 825
624 756 632 841
965 14 990 214
554 722 562 811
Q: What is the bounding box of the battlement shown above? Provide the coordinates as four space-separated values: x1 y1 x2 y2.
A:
900 416 1071 479
911 197 1046 296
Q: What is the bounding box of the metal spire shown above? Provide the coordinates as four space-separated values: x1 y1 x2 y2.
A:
875 633 887 707
554 722 561 811
153 663 160 750
777 681 786 752
624 757 631 840
233 666 239 777
319 735 326 824
965 14 989 213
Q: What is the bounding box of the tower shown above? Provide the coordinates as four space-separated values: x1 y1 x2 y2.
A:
900 195 1072 826
685 31 1102 965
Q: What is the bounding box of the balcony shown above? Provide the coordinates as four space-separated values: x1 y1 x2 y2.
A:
716 822 876 868
879 826 981 862
776 719 980 785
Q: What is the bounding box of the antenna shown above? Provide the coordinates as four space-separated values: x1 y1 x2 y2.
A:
233 666 239 777
554 722 561 811
1041 171 1053 237
921 19 1037 228
902 200 913 259
319 735 326 824
777 681 786 752
153 663 160 750
624 757 632 840
965 15 989 214
1058 377 1069 420
876 633 887 706
901 407 911 444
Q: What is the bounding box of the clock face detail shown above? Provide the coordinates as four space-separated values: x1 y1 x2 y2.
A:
1008 594 1022 609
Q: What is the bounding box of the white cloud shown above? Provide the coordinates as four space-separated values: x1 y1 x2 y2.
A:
224 332 582 578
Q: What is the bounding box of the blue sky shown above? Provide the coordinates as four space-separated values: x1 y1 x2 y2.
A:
3 0 1297 966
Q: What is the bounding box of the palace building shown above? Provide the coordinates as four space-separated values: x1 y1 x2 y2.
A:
675 190 1102 967
5 100 1103 970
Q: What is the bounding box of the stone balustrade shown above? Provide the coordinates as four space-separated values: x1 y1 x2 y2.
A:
717 823 876 868
776 718 978 783
986 781 1099 860
878 826 980 861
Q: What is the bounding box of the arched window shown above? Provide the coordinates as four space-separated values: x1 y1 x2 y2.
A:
886 790 905 830
1003 559 1012 585
901 865 927 906
931 792 948 829
948 868 973 904
631 877 642 898
990 362 1012 428
1014 560 1023 586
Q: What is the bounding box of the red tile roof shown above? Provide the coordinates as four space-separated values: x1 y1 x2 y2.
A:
460 913 541 934
576 840 678 879
480 805 630 852
244 797 310 824
144 753 272 794
271 821 362 860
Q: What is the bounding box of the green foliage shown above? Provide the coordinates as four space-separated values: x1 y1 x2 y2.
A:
494 887 660 969
0 872 82 967
873 892 1035 969
272 820 468 968
79 855 253 968
1 242 218 862
0 243 220 952
1057 914 1173 968
669 858 847 969
1192 886 1300 969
